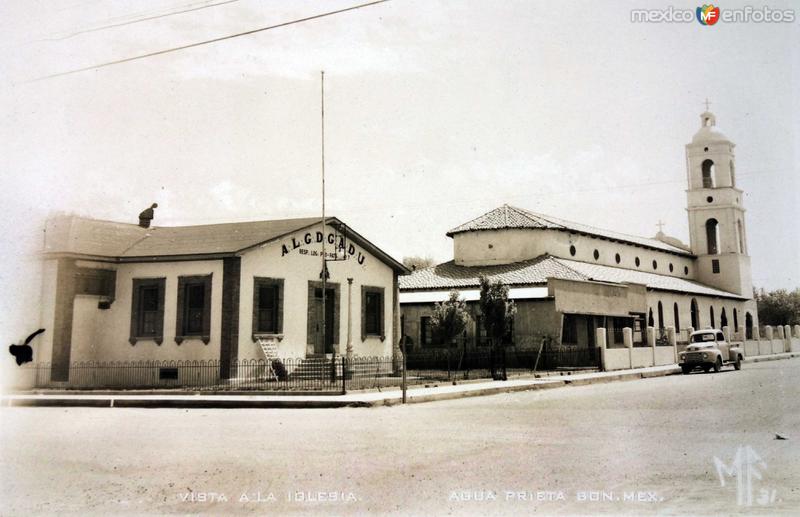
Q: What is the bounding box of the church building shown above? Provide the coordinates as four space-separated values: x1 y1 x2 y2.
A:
400 110 759 354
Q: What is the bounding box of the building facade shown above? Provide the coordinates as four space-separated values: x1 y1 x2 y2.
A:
400 110 759 354
37 215 407 381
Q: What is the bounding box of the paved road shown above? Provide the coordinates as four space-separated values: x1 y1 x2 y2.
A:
2 359 798 516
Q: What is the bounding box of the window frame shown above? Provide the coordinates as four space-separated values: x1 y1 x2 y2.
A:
252 277 284 338
361 285 385 341
129 278 166 345
175 274 212 344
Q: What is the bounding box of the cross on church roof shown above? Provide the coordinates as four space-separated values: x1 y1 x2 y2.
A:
656 220 665 233
704 98 711 111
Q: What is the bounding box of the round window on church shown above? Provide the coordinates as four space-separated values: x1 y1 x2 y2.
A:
593 249 599 260
684 266 689 275
707 196 713 203
569 245 576 256
652 260 658 270
669 263 674 272
704 147 709 152
615 253 621 264
635 257 640 267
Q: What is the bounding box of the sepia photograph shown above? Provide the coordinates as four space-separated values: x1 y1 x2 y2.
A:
1 1 798 515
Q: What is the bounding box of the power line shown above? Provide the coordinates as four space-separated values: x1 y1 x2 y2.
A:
38 0 240 42
31 0 391 82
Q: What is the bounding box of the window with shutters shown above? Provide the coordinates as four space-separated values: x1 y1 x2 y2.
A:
175 275 212 344
129 278 165 345
361 285 385 339
253 278 284 335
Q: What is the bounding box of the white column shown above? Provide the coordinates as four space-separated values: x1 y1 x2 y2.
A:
596 327 607 371
624 327 633 369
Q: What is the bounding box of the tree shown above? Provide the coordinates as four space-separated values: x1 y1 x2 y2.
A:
478 275 516 380
402 256 435 271
755 288 800 326
430 291 471 347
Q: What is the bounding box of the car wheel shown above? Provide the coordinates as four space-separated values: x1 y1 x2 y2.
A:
681 365 692 375
713 356 722 373
734 355 742 370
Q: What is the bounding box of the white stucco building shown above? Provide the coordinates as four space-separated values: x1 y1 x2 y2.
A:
37 215 407 382
400 110 759 355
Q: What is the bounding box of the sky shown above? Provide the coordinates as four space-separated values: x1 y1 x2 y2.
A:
0 0 798 341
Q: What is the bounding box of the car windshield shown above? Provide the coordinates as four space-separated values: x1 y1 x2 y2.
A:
691 333 716 343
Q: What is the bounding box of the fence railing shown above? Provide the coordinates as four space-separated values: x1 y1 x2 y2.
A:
12 347 601 392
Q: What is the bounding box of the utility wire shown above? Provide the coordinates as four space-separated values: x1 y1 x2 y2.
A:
31 0 390 82
38 0 240 42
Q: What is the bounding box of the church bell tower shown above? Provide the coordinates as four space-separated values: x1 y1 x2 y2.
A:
686 107 752 296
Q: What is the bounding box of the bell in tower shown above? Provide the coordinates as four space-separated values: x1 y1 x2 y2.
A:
685 104 751 296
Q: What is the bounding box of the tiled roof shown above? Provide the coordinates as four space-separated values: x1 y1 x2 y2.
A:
398 255 585 290
447 205 693 256
43 215 409 272
44 216 321 257
552 258 746 299
399 254 745 300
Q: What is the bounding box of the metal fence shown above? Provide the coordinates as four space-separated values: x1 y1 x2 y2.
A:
12 346 601 392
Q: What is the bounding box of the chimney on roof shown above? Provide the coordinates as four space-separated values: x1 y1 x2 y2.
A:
138 203 158 228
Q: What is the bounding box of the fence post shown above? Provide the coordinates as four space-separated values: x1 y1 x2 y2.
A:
623 327 633 369
667 326 677 363
737 325 746 342
753 325 760 340
596 327 607 371
784 325 791 352
765 326 774 341
341 356 346 394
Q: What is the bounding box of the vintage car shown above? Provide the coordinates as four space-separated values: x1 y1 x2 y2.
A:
678 329 743 374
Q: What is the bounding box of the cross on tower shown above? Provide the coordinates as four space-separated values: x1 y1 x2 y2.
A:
656 220 665 233
704 98 711 111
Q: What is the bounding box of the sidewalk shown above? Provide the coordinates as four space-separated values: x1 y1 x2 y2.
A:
3 353 798 409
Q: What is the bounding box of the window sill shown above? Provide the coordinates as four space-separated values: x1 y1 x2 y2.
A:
175 335 210 345
362 334 386 342
129 336 164 346
252 333 284 342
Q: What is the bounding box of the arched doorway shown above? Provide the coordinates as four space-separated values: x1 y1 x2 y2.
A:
702 159 715 188
710 306 716 329
648 308 654 327
733 308 738 329
691 298 699 329
657 301 665 329
721 307 728 329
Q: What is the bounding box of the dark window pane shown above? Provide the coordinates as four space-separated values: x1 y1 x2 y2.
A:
141 286 158 311
257 285 279 332
186 283 205 309
365 292 380 334
259 286 276 309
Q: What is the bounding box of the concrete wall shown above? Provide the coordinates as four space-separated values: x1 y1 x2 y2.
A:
453 228 696 278
654 346 675 366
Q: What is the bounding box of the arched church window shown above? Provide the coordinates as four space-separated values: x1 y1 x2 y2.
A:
684 266 689 275
745 312 753 339
648 308 654 327
635 257 640 267
721 307 728 329
702 159 715 188
569 245 576 256
705 219 720 255
615 253 621 264
652 260 658 270
673 302 680 330
593 249 599 260
710 306 716 329
691 299 699 329
733 308 738 329
657 302 664 329
730 160 736 187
